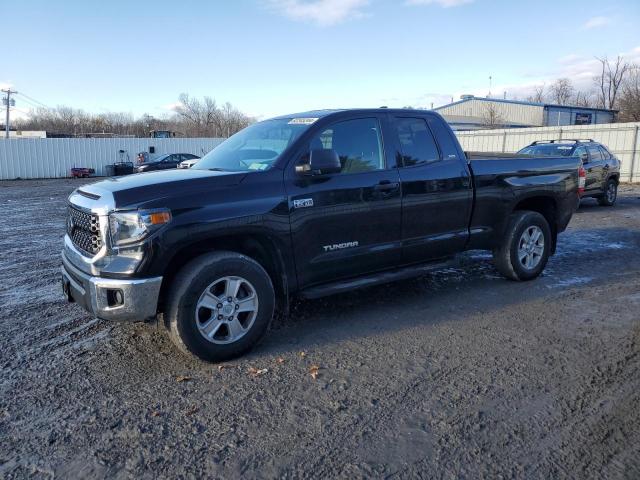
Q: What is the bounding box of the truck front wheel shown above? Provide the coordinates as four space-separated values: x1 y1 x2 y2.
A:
492 211 551 281
164 252 275 362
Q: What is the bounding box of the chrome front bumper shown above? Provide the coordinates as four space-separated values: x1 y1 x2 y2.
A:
61 253 162 322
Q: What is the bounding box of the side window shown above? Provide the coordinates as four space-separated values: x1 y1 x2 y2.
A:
573 146 587 158
588 146 603 161
427 116 459 159
310 118 384 174
599 146 611 160
395 118 440 167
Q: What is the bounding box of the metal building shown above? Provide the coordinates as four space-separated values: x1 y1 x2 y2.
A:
435 96 617 131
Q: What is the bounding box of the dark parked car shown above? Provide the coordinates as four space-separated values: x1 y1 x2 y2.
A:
518 140 620 206
135 153 200 173
62 109 581 362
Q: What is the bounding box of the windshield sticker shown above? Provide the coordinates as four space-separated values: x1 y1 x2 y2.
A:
248 163 269 171
557 146 572 150
288 118 319 125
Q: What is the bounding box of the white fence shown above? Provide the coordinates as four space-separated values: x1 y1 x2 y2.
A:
456 122 640 183
0 138 224 180
2 123 640 182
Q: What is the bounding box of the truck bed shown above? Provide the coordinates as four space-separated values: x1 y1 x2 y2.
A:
465 151 539 160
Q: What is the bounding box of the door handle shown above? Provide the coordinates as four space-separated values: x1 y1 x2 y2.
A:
374 181 399 191
461 170 470 187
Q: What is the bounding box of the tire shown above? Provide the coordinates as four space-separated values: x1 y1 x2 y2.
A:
597 179 617 206
164 251 275 362
492 211 551 281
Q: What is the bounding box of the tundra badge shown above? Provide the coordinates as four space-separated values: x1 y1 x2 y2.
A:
323 241 359 252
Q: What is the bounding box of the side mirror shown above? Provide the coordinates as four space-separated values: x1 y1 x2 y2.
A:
580 153 589 163
300 149 342 176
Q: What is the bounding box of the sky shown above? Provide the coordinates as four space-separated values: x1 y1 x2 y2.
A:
3 0 640 121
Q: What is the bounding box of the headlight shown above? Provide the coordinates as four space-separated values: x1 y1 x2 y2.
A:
108 209 171 246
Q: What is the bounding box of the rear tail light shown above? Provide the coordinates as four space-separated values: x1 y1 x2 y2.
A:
578 166 586 195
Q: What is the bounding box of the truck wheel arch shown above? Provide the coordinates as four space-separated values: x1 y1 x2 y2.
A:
158 234 292 316
511 195 558 254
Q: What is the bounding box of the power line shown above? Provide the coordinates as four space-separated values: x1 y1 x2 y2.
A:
16 91 50 110
15 95 46 111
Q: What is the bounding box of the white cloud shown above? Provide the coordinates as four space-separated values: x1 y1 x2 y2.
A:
162 101 183 111
583 16 611 29
267 0 370 26
405 0 473 7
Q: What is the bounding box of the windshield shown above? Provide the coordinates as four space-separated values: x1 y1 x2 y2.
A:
194 118 313 172
518 144 576 157
145 154 169 163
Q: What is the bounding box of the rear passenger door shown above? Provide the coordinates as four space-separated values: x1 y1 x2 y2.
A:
598 146 613 181
391 115 473 264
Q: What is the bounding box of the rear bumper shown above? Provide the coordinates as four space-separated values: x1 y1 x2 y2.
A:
61 253 162 322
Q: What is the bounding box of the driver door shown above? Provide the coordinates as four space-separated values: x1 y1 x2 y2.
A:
285 116 403 288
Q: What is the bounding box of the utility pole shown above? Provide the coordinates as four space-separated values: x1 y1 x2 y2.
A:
2 89 17 138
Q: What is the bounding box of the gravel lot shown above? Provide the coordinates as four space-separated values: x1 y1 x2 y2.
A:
1 179 639 479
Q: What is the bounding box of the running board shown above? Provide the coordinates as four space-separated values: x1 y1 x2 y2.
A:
300 257 457 300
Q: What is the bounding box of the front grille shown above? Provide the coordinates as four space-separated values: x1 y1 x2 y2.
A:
67 206 102 255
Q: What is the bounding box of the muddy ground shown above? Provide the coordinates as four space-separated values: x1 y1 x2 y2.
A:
0 179 639 479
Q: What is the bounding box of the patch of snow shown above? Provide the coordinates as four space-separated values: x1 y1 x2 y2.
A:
546 276 593 289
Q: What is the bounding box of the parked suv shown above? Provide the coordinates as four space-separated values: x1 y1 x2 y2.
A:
518 140 620 206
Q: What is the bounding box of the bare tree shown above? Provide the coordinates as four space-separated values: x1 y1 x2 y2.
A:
173 94 251 137
15 94 253 138
527 84 546 103
549 78 574 105
573 90 594 108
480 103 505 129
594 56 630 110
618 65 640 121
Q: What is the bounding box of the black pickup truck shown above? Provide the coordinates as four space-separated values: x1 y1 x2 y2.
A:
61 109 582 361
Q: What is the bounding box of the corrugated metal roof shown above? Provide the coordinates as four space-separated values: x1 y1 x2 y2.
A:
435 96 618 113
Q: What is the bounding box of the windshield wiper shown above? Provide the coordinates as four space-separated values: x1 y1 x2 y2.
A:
207 168 229 172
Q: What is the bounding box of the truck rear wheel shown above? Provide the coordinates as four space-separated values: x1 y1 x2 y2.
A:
492 211 551 281
164 252 275 362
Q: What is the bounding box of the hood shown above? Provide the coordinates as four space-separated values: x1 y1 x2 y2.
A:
76 168 246 208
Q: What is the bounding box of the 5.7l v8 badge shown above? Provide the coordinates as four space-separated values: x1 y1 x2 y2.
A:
293 198 314 209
